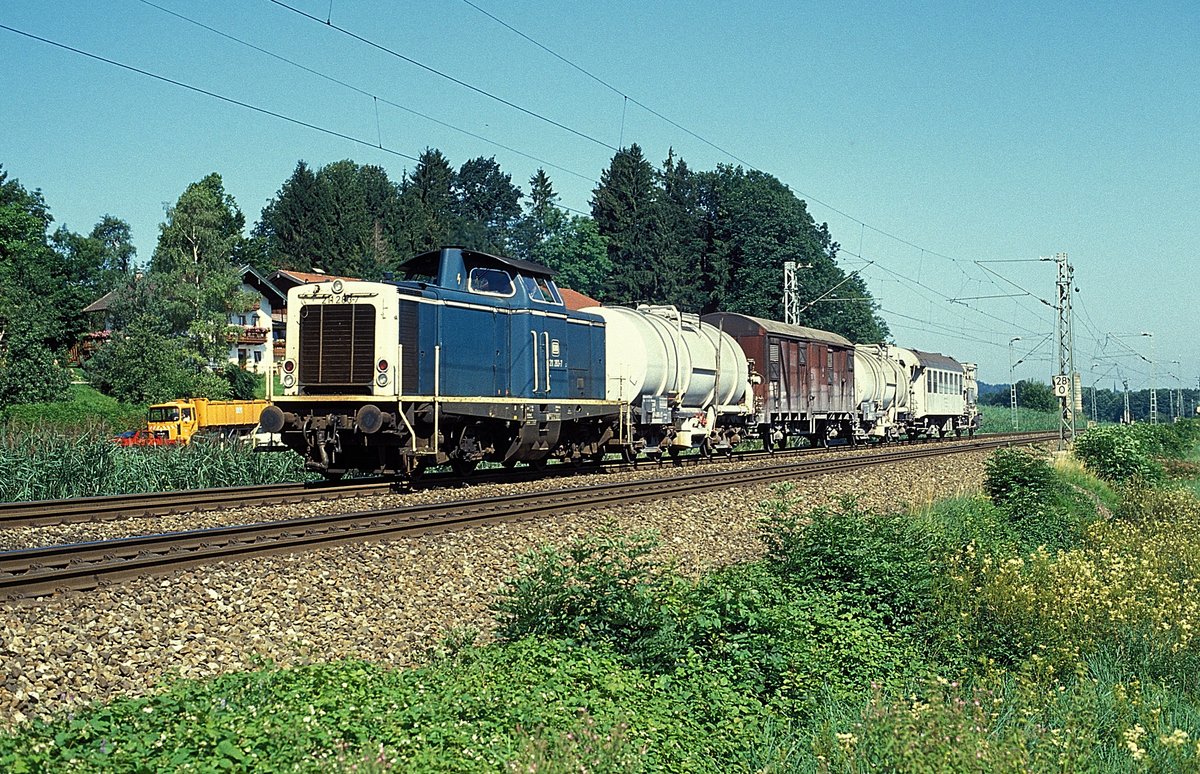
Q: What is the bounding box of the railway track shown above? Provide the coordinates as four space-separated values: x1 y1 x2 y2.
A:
0 432 1053 600
0 431 1047 530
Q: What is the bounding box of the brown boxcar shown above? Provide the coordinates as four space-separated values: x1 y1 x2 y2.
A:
702 312 856 447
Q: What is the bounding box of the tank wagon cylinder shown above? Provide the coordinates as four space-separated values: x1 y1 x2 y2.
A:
581 305 748 411
853 344 906 412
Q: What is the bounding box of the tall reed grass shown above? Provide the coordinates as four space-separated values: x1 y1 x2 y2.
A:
0 427 312 502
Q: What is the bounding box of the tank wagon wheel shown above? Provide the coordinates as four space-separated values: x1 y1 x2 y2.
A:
451 458 479 476
620 446 638 465
698 438 713 461
501 458 518 470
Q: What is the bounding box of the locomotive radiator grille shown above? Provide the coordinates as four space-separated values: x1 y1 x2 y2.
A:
298 303 376 388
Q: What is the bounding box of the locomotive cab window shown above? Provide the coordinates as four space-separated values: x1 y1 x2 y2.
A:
468 268 515 296
521 275 563 305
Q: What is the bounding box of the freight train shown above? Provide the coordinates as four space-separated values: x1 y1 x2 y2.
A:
258 247 979 478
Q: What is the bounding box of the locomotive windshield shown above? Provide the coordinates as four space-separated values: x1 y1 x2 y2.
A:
520 275 563 305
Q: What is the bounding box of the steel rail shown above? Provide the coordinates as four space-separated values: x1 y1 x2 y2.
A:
0 431 1043 530
0 433 1052 600
0 479 396 529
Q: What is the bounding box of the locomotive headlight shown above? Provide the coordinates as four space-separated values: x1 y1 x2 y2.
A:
376 373 389 387
331 280 344 294
282 373 296 388
377 359 389 372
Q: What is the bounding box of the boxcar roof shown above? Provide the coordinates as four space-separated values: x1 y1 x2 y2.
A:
910 349 963 371
703 312 852 348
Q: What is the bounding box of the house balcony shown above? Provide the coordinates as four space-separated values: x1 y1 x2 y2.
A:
228 327 269 345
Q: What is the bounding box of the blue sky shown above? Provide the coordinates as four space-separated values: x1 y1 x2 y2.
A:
1 0 1196 395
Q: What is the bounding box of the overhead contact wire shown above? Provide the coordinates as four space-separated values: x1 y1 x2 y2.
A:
267 0 618 152
0 22 419 162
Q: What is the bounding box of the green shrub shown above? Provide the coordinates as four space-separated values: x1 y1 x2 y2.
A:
984 447 1061 510
983 448 1089 552
678 564 925 710
760 496 939 628
1074 425 1164 483
1129 423 1191 460
491 528 686 670
222 363 260 400
0 382 144 434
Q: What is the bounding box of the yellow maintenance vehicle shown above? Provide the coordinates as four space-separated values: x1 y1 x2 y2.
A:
119 398 269 446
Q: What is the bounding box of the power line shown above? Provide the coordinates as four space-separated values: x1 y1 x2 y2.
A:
458 0 759 167
458 0 983 273
135 0 598 184
0 22 419 162
267 0 619 153
455 0 1069 356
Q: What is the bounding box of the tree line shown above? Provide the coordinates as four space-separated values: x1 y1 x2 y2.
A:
980 380 1199 423
0 146 889 410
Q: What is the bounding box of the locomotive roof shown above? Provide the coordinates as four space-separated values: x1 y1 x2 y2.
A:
702 312 852 348
909 349 964 371
401 247 557 279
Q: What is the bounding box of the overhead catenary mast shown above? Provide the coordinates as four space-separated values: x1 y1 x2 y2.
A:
1051 252 1076 447
783 261 799 325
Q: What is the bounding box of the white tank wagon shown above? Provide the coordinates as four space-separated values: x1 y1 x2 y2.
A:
853 344 909 441
581 304 752 454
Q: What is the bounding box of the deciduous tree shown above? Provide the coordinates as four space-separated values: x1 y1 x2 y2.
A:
150 172 253 365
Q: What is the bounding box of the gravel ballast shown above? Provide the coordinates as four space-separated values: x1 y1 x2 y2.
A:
1 450 991 726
